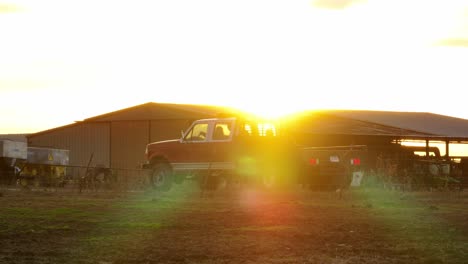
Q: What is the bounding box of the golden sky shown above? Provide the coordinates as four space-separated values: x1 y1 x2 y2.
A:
1 0 468 133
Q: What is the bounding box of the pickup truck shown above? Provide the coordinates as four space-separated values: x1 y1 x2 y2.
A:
144 117 364 191
144 117 298 191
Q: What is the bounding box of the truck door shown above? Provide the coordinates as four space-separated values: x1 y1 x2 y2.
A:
210 120 234 170
182 121 212 170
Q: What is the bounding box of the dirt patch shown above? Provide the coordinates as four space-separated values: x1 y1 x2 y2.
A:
0 184 467 263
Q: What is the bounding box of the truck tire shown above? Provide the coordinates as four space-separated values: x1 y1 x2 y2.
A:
149 163 173 191
262 173 276 189
262 171 295 190
260 160 294 190
260 161 275 188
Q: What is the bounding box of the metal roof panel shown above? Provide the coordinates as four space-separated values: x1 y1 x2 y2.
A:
327 110 468 138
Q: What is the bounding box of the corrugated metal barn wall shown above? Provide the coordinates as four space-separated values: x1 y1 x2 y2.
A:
150 119 193 142
27 119 196 172
110 121 149 169
28 123 110 168
109 119 193 170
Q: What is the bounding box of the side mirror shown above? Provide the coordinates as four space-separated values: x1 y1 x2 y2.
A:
180 130 185 142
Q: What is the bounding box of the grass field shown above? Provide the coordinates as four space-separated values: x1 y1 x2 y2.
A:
0 183 467 264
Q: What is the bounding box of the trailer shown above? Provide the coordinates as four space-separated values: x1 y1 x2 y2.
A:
300 145 367 190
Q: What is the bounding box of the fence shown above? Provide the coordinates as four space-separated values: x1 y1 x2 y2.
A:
1 165 152 192
2 159 467 193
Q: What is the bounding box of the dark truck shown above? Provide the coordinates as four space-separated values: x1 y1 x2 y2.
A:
16 147 69 188
300 145 366 190
144 117 365 191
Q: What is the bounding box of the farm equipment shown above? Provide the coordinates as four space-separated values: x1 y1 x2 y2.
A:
16 146 70 188
78 153 116 192
0 140 27 185
373 145 463 191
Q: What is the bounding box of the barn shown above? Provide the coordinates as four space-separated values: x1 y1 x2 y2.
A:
26 102 468 175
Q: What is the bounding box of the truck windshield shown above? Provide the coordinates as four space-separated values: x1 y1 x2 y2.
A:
184 123 208 141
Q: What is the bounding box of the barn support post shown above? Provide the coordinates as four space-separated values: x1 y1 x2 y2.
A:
425 139 429 158
148 120 151 144
109 121 112 168
445 139 450 160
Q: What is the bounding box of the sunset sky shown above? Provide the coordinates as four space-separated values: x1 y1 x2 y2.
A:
1 0 468 134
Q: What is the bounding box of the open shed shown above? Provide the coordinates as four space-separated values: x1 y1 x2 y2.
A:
283 110 468 176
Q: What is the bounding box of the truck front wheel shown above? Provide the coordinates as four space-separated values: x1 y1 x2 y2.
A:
149 163 173 191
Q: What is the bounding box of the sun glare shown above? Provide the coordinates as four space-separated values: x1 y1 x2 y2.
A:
234 103 309 120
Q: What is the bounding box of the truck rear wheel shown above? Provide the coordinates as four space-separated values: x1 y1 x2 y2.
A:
261 163 293 190
149 163 173 191
262 172 277 189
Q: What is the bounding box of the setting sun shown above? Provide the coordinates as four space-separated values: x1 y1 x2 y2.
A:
1 0 468 133
228 100 310 120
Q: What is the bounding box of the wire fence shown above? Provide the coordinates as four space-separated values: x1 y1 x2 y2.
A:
1 158 467 193
0 165 152 193
360 157 467 192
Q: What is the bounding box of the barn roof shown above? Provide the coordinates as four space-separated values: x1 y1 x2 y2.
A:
282 110 468 141
28 102 468 142
325 110 468 139
28 102 244 137
85 102 242 122
284 111 433 138
286 111 430 137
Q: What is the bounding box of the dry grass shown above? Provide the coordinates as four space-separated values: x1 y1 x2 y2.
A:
0 183 467 263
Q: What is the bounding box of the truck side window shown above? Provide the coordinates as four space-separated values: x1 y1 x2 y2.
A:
184 123 208 141
258 123 276 137
241 122 276 137
242 123 255 136
213 123 231 140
